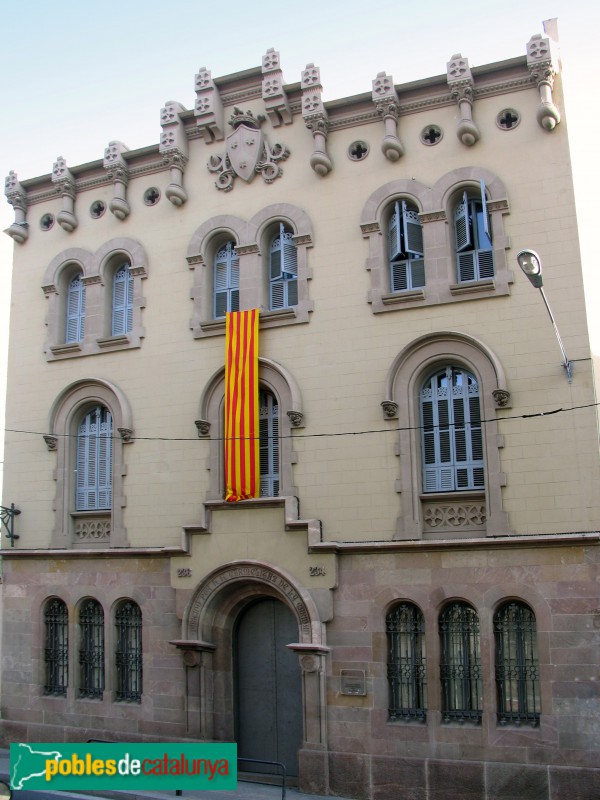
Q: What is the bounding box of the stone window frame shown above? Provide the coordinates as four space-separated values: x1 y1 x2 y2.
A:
47 378 133 549
384 331 510 540
187 205 313 338
41 238 148 361
197 357 303 501
360 169 512 314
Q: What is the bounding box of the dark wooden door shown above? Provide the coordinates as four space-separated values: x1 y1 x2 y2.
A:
235 598 303 777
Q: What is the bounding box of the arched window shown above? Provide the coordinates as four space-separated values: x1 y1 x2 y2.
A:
388 200 424 292
44 598 68 696
115 600 143 703
259 389 280 497
494 601 540 726
111 262 133 336
214 240 239 318
439 602 482 723
76 406 113 511
66 273 85 343
79 599 104 698
454 181 493 282
386 603 427 721
421 366 484 493
269 224 298 309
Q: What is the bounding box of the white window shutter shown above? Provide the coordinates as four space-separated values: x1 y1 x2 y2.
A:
112 265 131 336
388 202 403 260
480 179 490 239
214 242 239 317
402 201 424 256
454 192 471 253
66 275 85 343
259 390 280 497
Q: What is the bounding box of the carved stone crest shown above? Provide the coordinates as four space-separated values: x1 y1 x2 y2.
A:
207 108 289 191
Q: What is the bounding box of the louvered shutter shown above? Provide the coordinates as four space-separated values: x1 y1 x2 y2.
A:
214 242 239 317
402 201 424 256
454 192 471 252
388 202 403 260
76 407 112 511
270 226 298 309
259 391 280 497
391 261 408 292
97 410 112 509
458 252 476 282
410 259 426 289
66 275 85 343
76 416 90 510
112 265 128 335
230 250 240 311
480 179 490 239
477 250 494 279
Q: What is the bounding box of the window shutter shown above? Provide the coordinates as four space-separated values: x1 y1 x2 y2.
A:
270 234 282 280
458 252 476 282
402 201 424 256
112 265 128 335
388 202 403 260
391 261 408 292
66 275 85 343
270 226 297 309
270 280 285 310
454 192 471 252
76 417 89 510
281 230 298 277
477 250 494 279
97 411 112 509
259 391 280 497
410 259 426 289
287 279 298 306
480 179 490 239
214 242 239 317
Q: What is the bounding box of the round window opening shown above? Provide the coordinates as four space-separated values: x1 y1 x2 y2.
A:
420 125 443 146
40 213 55 231
348 141 369 161
497 109 521 130
90 200 106 219
144 187 161 206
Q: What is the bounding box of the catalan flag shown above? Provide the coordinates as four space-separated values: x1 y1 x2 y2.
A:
224 310 259 501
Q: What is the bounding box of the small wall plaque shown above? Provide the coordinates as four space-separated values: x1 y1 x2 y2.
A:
341 669 366 696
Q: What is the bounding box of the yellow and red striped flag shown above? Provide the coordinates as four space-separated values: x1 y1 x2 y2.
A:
224 309 259 501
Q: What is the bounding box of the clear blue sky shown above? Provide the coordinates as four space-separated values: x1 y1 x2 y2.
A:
1 0 599 489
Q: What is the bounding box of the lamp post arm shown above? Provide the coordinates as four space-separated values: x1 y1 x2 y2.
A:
538 286 573 382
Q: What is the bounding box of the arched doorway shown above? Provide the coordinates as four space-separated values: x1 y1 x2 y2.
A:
234 598 303 777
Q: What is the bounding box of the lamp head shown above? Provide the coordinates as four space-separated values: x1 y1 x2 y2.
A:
517 249 543 288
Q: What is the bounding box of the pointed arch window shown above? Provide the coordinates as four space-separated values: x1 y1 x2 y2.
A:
388 200 425 292
44 598 68 696
66 273 85 343
259 389 280 497
79 599 104 698
76 406 113 511
421 366 484 492
386 603 427 721
270 224 298 309
454 181 494 282
214 241 239 318
115 600 143 703
494 601 540 726
439 602 482 723
112 262 134 336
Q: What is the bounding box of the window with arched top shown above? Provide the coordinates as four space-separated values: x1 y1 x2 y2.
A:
115 600 143 703
420 366 484 493
66 273 85 343
453 181 494 282
44 598 68 696
76 406 113 512
439 602 482 724
259 389 280 497
111 262 134 336
388 200 425 292
494 601 540 727
386 602 427 721
79 599 104 699
269 223 298 309
214 241 240 318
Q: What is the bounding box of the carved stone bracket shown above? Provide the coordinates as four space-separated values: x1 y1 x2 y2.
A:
195 68 225 142
446 55 480 147
301 64 332 176
207 108 289 192
262 48 292 126
4 171 29 244
43 434 58 451
526 33 561 131
51 157 78 232
286 410 304 428
118 427 134 443
160 101 189 206
195 419 211 437
492 388 511 408
371 72 404 161
381 400 399 420
103 142 131 220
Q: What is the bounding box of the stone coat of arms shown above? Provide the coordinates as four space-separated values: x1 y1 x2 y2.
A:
208 108 289 191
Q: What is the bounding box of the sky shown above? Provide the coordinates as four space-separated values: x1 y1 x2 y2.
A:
1 0 599 492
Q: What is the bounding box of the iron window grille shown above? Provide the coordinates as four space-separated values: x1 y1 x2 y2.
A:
494 602 540 726
439 602 482 723
115 601 143 702
44 598 68 696
386 603 427 721
79 599 105 699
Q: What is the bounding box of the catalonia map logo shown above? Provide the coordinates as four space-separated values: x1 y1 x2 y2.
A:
10 742 237 791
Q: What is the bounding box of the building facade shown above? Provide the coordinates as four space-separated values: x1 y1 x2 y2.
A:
2 24 599 800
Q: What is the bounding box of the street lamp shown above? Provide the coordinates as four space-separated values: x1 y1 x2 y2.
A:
516 249 573 382
0 503 21 547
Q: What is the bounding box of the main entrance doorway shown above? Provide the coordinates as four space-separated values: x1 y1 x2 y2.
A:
235 598 303 777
